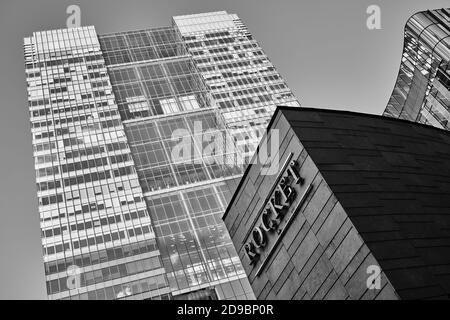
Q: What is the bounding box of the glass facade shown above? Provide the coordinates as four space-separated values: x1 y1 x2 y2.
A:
25 11 300 300
124 111 245 297
24 27 171 300
174 11 300 161
384 9 449 130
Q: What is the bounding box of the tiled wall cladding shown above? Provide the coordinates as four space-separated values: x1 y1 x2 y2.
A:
226 107 450 300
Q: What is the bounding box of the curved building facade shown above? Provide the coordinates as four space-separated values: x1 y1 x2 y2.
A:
383 8 449 130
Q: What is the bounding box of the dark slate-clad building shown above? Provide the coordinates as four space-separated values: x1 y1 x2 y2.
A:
223 107 450 300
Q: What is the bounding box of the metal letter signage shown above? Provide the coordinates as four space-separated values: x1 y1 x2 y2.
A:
244 159 307 266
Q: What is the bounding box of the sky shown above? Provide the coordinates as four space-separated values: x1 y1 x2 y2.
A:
0 0 448 299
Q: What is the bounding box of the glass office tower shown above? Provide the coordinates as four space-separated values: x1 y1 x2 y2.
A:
24 11 300 300
383 8 449 130
25 26 172 301
173 12 300 160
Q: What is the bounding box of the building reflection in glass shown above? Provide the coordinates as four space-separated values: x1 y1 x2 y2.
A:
384 9 449 130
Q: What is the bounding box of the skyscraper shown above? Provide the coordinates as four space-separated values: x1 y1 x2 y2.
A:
24 11 300 300
383 8 449 129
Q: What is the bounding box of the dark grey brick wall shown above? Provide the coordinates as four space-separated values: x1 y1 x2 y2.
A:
224 107 450 300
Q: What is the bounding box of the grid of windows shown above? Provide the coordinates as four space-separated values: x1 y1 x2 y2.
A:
25 26 171 300
106 58 211 121
173 12 301 162
144 185 252 297
101 19 255 300
125 111 242 193
99 28 186 66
